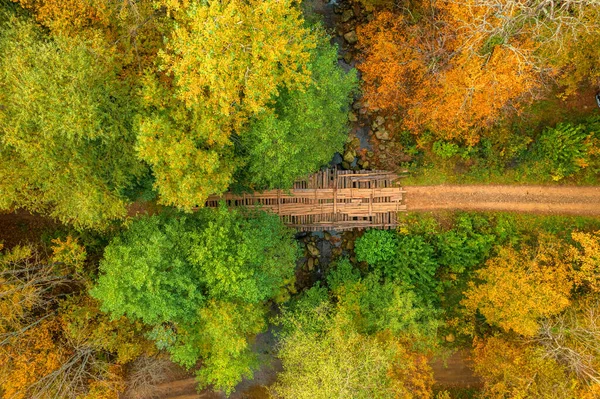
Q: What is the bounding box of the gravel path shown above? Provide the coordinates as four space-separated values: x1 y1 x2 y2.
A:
404 185 600 215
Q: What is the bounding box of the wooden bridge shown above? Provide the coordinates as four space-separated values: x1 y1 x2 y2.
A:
205 169 406 231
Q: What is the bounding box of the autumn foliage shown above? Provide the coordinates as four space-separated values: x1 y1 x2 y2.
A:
357 4 539 144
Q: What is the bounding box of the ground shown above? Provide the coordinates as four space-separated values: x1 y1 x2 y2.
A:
404 185 600 215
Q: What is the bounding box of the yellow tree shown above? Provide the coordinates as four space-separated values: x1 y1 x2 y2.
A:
570 231 600 293
0 240 152 399
11 0 164 73
472 336 578 399
462 236 573 336
138 0 317 209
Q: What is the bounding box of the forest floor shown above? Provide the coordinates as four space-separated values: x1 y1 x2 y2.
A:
404 185 600 215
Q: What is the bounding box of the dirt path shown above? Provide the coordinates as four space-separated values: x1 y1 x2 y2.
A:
404 185 600 215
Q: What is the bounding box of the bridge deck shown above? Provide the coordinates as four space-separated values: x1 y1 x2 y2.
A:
205 169 406 231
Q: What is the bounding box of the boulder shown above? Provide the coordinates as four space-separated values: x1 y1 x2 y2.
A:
341 9 354 22
343 52 353 64
343 150 355 163
375 128 389 141
307 257 314 271
343 30 358 44
348 111 358 122
307 242 320 257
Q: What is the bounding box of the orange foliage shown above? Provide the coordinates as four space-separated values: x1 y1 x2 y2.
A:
0 318 66 399
357 2 539 144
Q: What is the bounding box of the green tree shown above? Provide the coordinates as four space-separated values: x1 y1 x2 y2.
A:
91 207 298 393
530 118 600 181
355 230 439 303
272 283 436 399
0 9 143 229
238 36 357 189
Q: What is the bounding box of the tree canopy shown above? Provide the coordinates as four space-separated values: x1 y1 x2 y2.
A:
91 207 298 393
0 9 143 229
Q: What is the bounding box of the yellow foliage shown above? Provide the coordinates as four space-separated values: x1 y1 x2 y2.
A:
160 0 316 141
472 336 577 399
570 231 600 293
51 236 87 272
462 236 573 336
0 318 66 399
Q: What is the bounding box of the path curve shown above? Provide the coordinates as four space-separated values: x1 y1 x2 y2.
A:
404 185 600 215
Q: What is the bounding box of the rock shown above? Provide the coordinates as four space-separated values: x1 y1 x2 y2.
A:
345 240 355 251
343 150 355 163
307 242 320 257
331 152 343 165
378 144 386 151
324 231 332 241
343 52 353 64
375 115 385 127
343 30 358 44
332 247 343 257
341 9 354 22
341 161 351 170
367 151 374 157
307 257 314 271
362 160 370 169
348 111 358 122
446 333 455 343
375 128 389 141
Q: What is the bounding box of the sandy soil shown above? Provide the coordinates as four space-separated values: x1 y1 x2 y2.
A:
404 185 600 215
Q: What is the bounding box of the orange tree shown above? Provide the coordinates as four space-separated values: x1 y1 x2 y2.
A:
0 239 153 399
356 0 600 144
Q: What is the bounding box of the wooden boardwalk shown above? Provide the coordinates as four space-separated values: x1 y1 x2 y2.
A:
205 169 406 231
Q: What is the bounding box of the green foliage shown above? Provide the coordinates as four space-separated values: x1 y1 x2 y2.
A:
272 315 412 399
169 301 266 395
436 214 495 274
91 215 203 324
0 9 143 229
273 270 437 399
354 229 398 265
531 118 599 181
92 207 298 393
332 270 440 349
238 36 357 189
433 140 460 159
356 230 439 303
189 207 298 304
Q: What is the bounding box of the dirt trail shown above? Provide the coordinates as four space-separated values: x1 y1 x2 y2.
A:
404 185 600 215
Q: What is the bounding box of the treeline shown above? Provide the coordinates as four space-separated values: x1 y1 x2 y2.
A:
3 211 600 398
353 0 600 183
0 0 357 229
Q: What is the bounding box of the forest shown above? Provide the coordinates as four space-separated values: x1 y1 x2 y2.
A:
0 0 599 398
